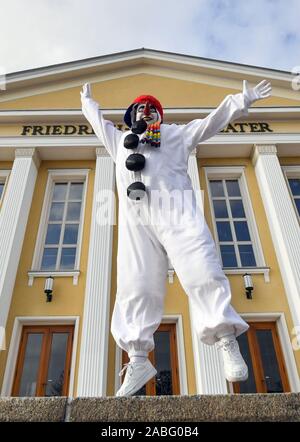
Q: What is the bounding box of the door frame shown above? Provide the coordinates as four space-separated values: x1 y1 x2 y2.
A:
12 325 74 397
114 315 188 395
230 313 300 393
233 321 290 393
1 316 80 398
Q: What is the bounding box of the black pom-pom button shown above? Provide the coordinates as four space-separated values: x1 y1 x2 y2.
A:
127 182 146 200
131 119 147 134
124 133 139 149
126 153 145 171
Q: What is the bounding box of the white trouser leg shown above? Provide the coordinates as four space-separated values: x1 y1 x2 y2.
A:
111 220 168 358
159 216 249 345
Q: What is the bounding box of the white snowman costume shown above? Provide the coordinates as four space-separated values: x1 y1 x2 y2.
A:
81 80 271 363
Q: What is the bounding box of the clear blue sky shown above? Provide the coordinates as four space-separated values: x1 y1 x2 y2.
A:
2 0 300 73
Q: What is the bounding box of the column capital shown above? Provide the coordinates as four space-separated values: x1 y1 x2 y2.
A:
15 148 40 169
252 144 277 166
95 147 109 157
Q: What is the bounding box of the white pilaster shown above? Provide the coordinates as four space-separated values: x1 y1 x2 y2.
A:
0 148 40 349
188 153 228 394
77 149 115 397
252 144 300 331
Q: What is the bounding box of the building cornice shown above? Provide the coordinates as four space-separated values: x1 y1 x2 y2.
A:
6 48 292 83
0 106 299 124
0 133 299 162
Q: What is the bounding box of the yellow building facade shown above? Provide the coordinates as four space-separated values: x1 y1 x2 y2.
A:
0 49 300 397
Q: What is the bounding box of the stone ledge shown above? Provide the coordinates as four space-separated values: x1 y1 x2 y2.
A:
1 394 300 422
0 397 67 422
69 393 300 422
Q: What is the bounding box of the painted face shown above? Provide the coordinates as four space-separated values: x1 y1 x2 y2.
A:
135 102 161 125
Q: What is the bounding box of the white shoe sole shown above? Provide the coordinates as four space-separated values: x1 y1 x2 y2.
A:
116 366 157 397
226 371 248 383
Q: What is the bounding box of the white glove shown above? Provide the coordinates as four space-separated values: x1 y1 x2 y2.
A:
243 79 272 106
81 82 92 99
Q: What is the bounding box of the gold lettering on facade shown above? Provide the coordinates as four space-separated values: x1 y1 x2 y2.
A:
20 122 273 136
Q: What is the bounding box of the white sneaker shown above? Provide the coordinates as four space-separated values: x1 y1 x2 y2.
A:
217 334 248 383
116 359 157 397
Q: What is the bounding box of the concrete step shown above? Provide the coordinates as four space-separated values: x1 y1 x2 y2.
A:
0 394 300 422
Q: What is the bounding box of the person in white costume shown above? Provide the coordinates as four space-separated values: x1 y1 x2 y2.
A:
81 79 272 396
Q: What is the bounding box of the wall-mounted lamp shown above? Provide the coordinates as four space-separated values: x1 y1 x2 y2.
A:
243 273 253 299
44 276 54 302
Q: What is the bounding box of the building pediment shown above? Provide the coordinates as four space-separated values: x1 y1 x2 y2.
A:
0 48 299 108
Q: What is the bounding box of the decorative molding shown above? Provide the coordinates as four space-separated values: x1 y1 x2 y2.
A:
77 156 115 397
95 147 110 157
282 165 300 176
15 147 36 157
6 48 293 84
27 270 80 286
0 170 11 178
15 147 41 169
0 149 40 339
224 267 270 283
252 145 300 335
5 134 298 150
0 134 300 163
202 133 300 147
167 269 175 284
252 144 278 166
255 144 278 154
204 165 245 178
0 107 300 128
0 136 103 148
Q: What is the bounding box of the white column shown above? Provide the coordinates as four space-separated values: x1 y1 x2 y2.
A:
0 148 40 350
77 149 115 397
188 153 228 394
252 144 300 330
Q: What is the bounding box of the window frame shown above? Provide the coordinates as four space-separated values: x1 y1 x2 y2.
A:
0 169 10 206
29 169 90 286
282 165 300 222
204 166 267 278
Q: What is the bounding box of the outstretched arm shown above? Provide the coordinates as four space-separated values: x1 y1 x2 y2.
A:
80 83 122 161
182 80 272 152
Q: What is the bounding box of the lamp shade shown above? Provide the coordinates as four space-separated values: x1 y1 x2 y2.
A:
44 276 54 293
243 273 253 289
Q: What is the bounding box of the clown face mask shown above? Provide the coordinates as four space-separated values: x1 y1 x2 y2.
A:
135 102 161 126
124 95 163 129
